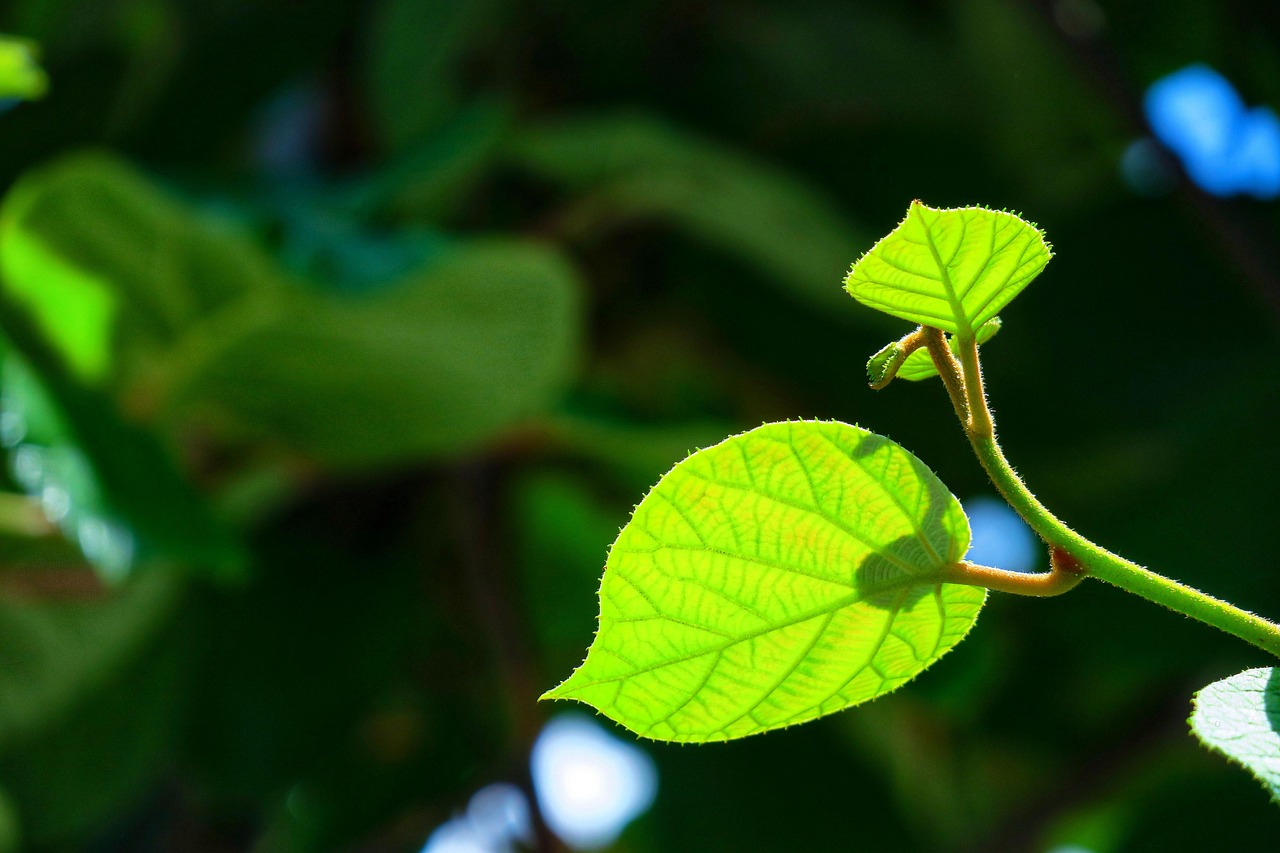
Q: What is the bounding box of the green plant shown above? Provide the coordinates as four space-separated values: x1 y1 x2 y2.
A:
545 201 1280 803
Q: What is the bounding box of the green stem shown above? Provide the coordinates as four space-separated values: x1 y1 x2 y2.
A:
944 335 1280 658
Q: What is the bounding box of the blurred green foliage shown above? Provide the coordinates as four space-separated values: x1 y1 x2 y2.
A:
0 0 1278 851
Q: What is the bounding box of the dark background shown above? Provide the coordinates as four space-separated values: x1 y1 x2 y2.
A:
0 0 1278 850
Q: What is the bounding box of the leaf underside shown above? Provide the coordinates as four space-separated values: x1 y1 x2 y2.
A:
544 420 984 743
1190 667 1280 804
845 201 1051 336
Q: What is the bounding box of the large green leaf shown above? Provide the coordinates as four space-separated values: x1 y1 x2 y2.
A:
845 202 1051 336
544 420 985 742
508 113 872 314
1190 667 1280 804
168 240 582 467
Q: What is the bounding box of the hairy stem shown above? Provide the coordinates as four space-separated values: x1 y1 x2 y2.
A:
956 335 993 438
923 328 970 428
935 328 1280 658
943 547 1084 597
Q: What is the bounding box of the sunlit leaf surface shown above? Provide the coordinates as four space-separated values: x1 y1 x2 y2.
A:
845 202 1051 335
1190 667 1280 803
545 420 984 742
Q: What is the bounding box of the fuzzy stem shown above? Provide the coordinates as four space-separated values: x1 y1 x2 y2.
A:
923 327 970 429
943 547 1084 597
944 328 1280 658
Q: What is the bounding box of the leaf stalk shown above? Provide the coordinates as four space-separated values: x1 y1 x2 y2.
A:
926 326 1280 659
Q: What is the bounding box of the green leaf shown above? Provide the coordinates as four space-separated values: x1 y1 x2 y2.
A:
866 340 905 388
169 240 582 467
364 100 511 222
363 0 508 153
544 420 985 742
1190 667 1280 803
896 317 1002 382
845 201 1051 335
0 37 46 101
508 113 873 314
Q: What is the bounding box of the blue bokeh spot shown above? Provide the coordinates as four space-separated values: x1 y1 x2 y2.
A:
1144 64 1280 199
964 496 1038 574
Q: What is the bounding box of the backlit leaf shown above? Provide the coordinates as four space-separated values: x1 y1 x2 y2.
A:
544 420 985 742
845 202 1050 336
1190 667 1280 804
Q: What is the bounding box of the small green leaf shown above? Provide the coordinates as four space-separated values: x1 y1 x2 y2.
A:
544 420 985 742
0 37 46 101
1190 667 1280 803
845 201 1051 336
896 317 1003 382
866 340 904 387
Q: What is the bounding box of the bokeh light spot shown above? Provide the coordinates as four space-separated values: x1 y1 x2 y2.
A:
1144 64 1280 199
964 496 1038 574
531 714 657 850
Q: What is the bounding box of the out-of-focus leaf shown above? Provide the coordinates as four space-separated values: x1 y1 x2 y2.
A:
1190 667 1280 804
845 202 1050 336
0 788 16 853
0 608 186 845
543 411 735 493
357 100 511 222
508 113 872 314
0 152 288 387
0 570 181 749
0 329 245 580
0 37 46 101
513 472 623 677
362 0 508 153
277 209 450 294
168 240 582 467
545 420 984 742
